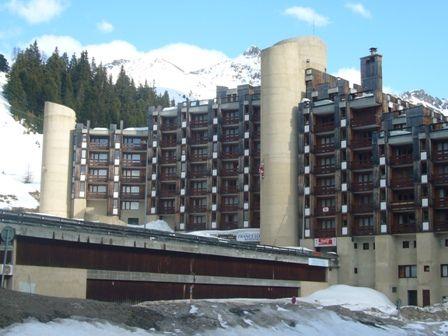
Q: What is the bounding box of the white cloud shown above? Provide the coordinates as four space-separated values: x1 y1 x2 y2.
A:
97 20 114 33
333 67 360 87
284 6 329 27
345 3 371 19
6 0 68 24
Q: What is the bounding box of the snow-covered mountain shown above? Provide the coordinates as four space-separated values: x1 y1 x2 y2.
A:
105 44 261 100
401 89 448 115
0 72 41 210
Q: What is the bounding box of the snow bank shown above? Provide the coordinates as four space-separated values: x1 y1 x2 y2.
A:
128 219 174 233
300 285 397 314
0 72 42 209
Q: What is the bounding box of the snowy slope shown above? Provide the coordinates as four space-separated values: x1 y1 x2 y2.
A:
0 72 41 210
401 89 448 115
105 45 261 99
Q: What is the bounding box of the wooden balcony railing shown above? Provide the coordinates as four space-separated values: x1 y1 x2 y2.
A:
190 120 208 128
122 160 146 167
351 181 373 192
160 123 178 131
88 160 109 167
315 206 336 216
189 188 209 195
315 143 335 153
88 143 109 150
190 153 209 161
222 117 240 125
122 143 147 151
159 206 176 214
160 156 177 164
314 165 336 174
221 134 240 142
390 177 414 189
352 224 375 236
351 116 376 127
390 154 413 165
352 203 374 213
435 197 448 208
433 151 448 162
432 173 448 185
121 192 145 200
159 189 177 197
221 186 239 194
252 114 260 122
86 192 107 199
221 152 240 159
314 185 336 195
391 222 417 234
350 160 373 170
190 137 209 145
221 168 239 176
434 220 448 232
121 176 145 183
160 173 178 181
187 222 207 231
160 139 177 147
351 138 372 148
189 170 210 178
189 205 208 213
313 227 336 238
220 204 239 212
390 201 415 211
87 175 108 182
314 122 334 133
220 221 239 230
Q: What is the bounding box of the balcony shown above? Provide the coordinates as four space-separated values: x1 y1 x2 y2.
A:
351 116 376 128
160 156 177 164
435 197 448 208
432 173 448 185
433 151 448 162
190 137 208 145
187 222 206 231
221 186 239 194
87 175 108 182
121 192 145 200
89 143 109 150
122 143 147 151
314 227 336 238
220 221 239 230
351 138 372 149
189 204 208 213
351 181 373 192
314 165 336 174
252 114 260 122
160 173 178 181
159 206 176 214
221 152 240 159
221 168 239 176
220 204 239 212
390 201 415 211
122 160 146 167
314 121 334 133
434 220 448 232
222 116 240 125
253 130 261 138
159 189 177 197
221 134 240 142
252 200 260 210
189 188 209 196
251 184 260 192
88 160 109 167
160 139 177 147
189 170 210 178
391 222 417 234
352 203 374 213
350 160 373 170
86 192 107 199
315 205 336 216
314 185 336 195
315 143 335 154
190 120 208 128
390 177 414 189
352 224 375 236
190 153 209 161
390 154 413 165
252 148 261 157
161 123 178 131
121 176 145 183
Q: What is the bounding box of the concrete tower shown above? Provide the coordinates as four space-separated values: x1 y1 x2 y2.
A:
260 36 327 246
40 102 76 217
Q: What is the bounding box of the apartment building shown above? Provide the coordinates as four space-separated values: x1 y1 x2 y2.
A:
70 85 261 231
298 47 448 306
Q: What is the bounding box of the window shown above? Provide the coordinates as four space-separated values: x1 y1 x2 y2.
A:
123 153 141 162
122 185 140 194
437 142 448 152
88 185 107 193
90 137 109 146
398 265 417 278
122 201 139 210
354 243 358 249
403 241 410 249
90 152 108 162
354 268 358 274
90 169 108 177
358 216 373 227
123 137 142 145
122 169 141 177
223 197 239 205
127 218 139 225
363 243 369 250
441 265 448 277
320 219 335 229
424 265 430 272
191 215 206 224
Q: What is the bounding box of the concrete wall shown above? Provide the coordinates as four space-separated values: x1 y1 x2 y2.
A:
299 281 329 297
120 200 146 225
40 102 76 217
85 200 124 225
12 265 87 299
260 36 327 246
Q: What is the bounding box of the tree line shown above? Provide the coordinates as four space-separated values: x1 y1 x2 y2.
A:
1 42 171 132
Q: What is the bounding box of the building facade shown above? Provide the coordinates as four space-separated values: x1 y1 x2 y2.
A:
70 85 261 231
298 48 448 306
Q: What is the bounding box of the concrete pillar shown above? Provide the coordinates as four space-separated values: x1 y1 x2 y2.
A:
375 235 398 303
40 102 76 218
260 36 327 246
417 232 440 306
336 237 357 285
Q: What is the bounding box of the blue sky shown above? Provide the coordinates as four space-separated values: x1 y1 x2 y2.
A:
0 0 447 97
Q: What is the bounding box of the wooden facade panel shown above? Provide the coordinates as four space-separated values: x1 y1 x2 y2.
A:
15 237 326 282
86 279 298 303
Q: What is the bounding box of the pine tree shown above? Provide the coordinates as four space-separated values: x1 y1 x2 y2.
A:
0 54 9 72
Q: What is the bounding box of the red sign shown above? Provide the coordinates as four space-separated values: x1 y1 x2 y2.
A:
314 237 336 247
259 163 265 178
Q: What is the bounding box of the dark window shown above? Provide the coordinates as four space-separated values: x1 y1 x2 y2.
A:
414 240 417 248
354 243 358 249
424 265 430 272
441 265 448 277
398 265 417 278
354 268 358 274
363 243 369 250
127 218 139 225
403 241 410 249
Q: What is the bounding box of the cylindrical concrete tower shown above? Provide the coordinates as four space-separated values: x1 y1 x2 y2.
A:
260 36 327 246
40 102 76 217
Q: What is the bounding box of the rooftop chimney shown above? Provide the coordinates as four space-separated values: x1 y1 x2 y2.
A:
370 47 377 55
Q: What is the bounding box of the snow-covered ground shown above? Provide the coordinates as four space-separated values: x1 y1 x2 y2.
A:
1 285 448 335
0 72 41 210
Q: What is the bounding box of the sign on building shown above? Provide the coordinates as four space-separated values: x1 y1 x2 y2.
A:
314 237 336 247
